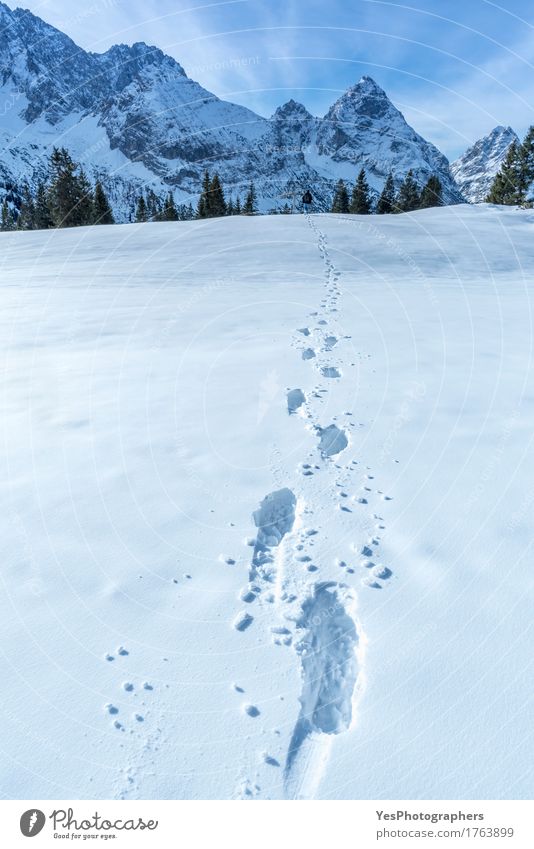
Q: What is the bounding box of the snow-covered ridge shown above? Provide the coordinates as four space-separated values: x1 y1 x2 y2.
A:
451 126 519 203
0 2 463 218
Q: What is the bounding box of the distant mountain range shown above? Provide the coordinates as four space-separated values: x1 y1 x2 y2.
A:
0 2 520 219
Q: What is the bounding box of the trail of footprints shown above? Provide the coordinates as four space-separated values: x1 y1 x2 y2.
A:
102 645 155 733
232 216 395 798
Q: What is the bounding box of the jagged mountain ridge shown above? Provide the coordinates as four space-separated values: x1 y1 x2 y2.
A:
0 1 463 218
451 126 519 203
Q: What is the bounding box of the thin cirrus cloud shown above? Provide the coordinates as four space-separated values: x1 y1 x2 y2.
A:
5 0 534 158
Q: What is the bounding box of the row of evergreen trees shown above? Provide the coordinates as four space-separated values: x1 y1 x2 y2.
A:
134 189 195 223
195 170 258 218
486 126 534 205
1 149 446 233
1 148 115 231
331 169 443 215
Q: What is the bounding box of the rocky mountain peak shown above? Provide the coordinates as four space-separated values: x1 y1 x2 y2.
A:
451 125 519 202
274 99 314 120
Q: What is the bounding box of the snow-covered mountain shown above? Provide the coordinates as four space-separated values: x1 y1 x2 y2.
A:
314 77 458 199
0 2 463 218
451 126 519 203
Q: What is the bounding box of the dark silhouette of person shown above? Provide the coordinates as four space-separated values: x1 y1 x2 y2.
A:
302 190 313 213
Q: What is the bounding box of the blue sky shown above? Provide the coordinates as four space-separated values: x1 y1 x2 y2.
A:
10 0 534 158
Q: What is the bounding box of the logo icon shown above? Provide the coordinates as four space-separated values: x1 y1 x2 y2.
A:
20 810 46 837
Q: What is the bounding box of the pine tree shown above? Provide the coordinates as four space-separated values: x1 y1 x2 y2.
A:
197 170 211 218
244 182 257 214
331 179 350 213
209 173 227 217
34 182 53 229
517 126 534 205
349 168 372 214
395 170 420 212
226 198 234 216
376 173 395 214
234 197 242 215
486 141 521 204
93 181 115 224
419 175 443 209
75 168 94 226
1 198 16 230
135 195 148 222
160 192 178 221
17 184 36 230
46 148 94 227
146 189 162 221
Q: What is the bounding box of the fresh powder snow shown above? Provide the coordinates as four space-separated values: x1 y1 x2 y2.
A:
0 206 532 800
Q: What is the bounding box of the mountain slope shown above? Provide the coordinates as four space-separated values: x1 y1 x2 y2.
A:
314 76 460 202
451 126 519 203
0 2 462 217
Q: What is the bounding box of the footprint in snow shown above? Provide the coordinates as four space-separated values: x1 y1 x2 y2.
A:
287 388 306 414
373 566 392 580
317 424 348 458
302 348 316 360
320 366 341 378
233 611 254 631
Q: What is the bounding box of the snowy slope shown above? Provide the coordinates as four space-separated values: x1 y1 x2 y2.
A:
451 126 519 203
0 206 532 800
0 3 462 217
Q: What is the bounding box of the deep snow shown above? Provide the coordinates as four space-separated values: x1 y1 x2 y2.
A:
0 206 532 800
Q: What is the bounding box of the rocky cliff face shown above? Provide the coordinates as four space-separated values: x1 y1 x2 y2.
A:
0 2 463 218
451 126 519 203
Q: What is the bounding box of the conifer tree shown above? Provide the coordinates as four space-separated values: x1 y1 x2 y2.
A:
146 189 162 221
17 184 36 230
419 175 443 209
34 182 53 229
209 173 227 217
197 170 211 218
226 198 234 216
376 173 395 214
160 192 178 221
331 179 350 213
395 170 420 212
92 181 115 224
486 141 521 204
244 182 257 214
47 147 89 227
135 195 148 222
1 198 16 230
75 168 94 226
234 196 242 215
349 168 372 214
517 126 534 205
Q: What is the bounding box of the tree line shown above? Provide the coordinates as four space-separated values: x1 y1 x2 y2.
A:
330 168 443 215
0 148 445 233
1 148 115 231
194 170 258 218
486 126 534 205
